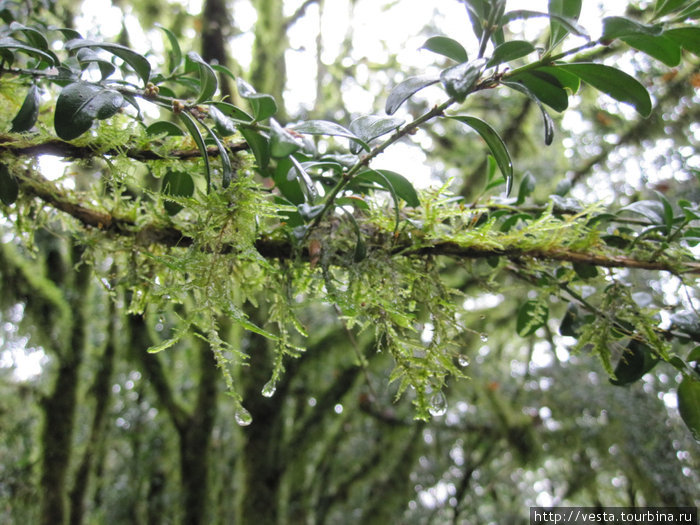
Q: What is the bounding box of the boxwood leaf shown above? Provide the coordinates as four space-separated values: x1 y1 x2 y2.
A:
0 163 19 205
385 75 439 115
501 10 588 40
179 111 211 191
10 84 40 132
548 0 583 48
186 51 218 103
156 23 182 74
236 78 277 121
502 80 555 145
161 170 194 215
354 169 420 207
449 115 513 195
270 119 302 158
486 40 535 67
507 70 569 112
0 36 57 65
348 115 404 154
557 63 652 117
146 121 184 136
75 47 116 79
440 58 486 103
609 340 660 386
622 34 681 66
421 36 468 63
239 127 270 176
665 27 700 56
291 120 369 152
65 39 151 84
54 82 124 140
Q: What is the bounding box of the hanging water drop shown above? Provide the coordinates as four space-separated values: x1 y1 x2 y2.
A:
261 380 276 398
428 392 447 417
458 355 470 367
479 333 489 342
234 406 253 426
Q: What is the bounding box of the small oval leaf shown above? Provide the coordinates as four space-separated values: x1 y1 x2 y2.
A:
10 84 40 132
186 51 218 103
487 40 535 67
449 115 513 195
385 75 439 115
421 36 468 63
440 58 487 103
65 38 151 84
54 82 124 140
0 163 19 205
162 170 195 215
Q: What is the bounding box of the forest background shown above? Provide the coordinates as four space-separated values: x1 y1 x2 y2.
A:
0 0 699 524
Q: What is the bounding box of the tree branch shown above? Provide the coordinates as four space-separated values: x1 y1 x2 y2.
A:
0 136 248 161
16 169 700 275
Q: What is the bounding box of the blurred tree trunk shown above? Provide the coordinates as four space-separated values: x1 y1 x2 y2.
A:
67 297 117 525
38 243 90 525
201 0 233 100
250 0 288 121
130 315 218 525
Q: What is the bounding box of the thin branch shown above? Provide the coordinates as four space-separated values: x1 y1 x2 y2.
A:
0 136 248 161
283 0 319 31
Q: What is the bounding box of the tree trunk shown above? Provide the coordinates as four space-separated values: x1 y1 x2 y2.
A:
39 245 90 525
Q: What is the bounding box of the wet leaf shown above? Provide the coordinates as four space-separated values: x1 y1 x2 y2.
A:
385 75 439 115
0 163 19 205
65 38 151 84
348 115 404 154
161 170 194 215
186 51 218 103
440 58 486 102
422 36 468 63
449 115 513 195
678 375 700 441
10 84 40 132
54 82 124 140
487 40 535 67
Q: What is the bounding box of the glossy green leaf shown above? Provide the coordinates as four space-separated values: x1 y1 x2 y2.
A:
677 375 700 440
186 51 218 103
54 82 124 141
449 115 513 195
10 84 40 132
516 172 535 204
548 0 582 48
559 303 593 337
609 340 660 386
9 22 50 50
688 346 700 362
486 40 535 67
508 71 569 112
572 262 599 279
421 36 468 63
239 127 270 175
440 58 486 103
161 170 195 215
348 115 404 154
654 0 687 19
205 125 233 188
273 158 304 205
354 169 420 207
385 75 439 115
601 16 663 40
0 163 19 206
502 81 555 145
270 119 302 158
501 10 588 40
156 23 182 74
0 36 57 65
665 27 700 56
463 0 488 41
516 299 549 337
557 63 652 117
179 111 211 191
210 102 253 125
65 39 151 84
75 47 116 79
146 121 184 136
291 120 369 151
619 200 666 225
236 78 277 121
207 105 238 136
623 34 681 66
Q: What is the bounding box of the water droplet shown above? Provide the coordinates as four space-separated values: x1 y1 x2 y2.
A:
428 392 447 417
261 380 276 398
458 356 470 367
479 333 489 342
234 406 253 426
